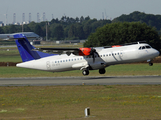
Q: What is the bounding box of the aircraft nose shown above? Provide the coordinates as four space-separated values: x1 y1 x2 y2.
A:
154 49 160 57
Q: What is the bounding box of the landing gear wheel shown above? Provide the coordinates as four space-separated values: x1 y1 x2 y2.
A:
99 68 106 74
82 70 89 76
149 62 153 66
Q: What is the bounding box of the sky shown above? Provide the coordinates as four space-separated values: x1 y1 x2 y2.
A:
0 0 161 24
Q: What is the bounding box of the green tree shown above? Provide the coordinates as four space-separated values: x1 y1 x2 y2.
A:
51 25 64 40
76 25 85 39
84 22 161 52
68 25 77 39
23 25 31 32
34 24 43 37
0 27 4 34
9 25 17 33
28 21 37 32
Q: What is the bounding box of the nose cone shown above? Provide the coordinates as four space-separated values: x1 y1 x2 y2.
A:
153 49 160 58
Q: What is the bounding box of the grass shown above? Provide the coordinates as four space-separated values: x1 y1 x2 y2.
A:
0 85 161 119
0 63 161 78
0 49 21 62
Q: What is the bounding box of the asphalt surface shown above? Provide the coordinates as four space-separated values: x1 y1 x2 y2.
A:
0 76 161 86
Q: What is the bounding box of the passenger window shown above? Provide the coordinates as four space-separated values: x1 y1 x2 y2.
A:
109 54 111 56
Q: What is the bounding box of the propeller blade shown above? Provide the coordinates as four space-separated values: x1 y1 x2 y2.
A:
90 48 99 63
92 53 95 63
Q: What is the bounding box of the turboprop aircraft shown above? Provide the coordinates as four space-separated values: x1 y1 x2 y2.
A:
0 32 39 40
15 34 159 76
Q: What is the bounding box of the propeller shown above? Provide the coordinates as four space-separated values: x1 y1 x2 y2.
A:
89 48 99 63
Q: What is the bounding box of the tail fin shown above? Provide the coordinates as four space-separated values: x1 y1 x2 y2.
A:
14 34 53 62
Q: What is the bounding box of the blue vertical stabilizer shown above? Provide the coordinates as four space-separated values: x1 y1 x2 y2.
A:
14 34 54 62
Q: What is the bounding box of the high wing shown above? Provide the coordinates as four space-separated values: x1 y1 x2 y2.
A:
35 42 147 56
35 47 101 62
35 47 80 56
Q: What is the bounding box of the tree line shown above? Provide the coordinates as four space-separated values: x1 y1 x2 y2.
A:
0 11 161 51
112 11 161 33
0 16 111 40
1 11 161 40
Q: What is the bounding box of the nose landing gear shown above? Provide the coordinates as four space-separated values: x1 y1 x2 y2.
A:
147 59 153 66
149 62 153 66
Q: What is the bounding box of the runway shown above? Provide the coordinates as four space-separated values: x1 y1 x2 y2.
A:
0 76 161 86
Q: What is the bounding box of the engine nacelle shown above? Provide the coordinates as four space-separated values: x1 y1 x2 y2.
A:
79 48 92 56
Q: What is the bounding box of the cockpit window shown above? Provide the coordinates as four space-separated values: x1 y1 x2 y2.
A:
139 45 152 50
145 45 151 49
139 47 142 50
142 46 145 49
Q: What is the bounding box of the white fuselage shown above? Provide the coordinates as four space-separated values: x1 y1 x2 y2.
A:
16 43 159 72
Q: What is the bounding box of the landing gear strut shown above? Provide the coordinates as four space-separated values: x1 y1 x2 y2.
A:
99 68 106 74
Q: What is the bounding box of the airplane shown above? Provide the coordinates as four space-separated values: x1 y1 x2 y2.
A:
14 33 160 76
0 32 39 40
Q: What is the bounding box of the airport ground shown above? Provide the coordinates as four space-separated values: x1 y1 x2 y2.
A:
0 84 161 120
0 65 161 119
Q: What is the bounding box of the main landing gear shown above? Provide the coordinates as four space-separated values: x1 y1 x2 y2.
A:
82 69 89 76
82 68 106 76
99 68 106 74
